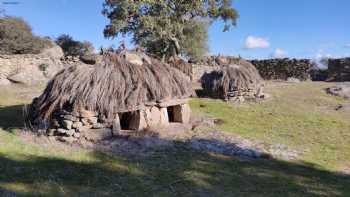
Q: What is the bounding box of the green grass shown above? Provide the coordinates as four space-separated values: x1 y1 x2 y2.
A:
0 82 350 196
190 82 350 171
1 130 350 196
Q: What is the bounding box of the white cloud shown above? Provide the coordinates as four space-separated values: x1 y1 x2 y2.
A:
272 48 287 58
344 44 350 48
313 53 332 69
244 36 270 49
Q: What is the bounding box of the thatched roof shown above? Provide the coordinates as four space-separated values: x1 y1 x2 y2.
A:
30 52 194 122
201 60 263 99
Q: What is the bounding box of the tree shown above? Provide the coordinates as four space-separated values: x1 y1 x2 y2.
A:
0 16 52 55
55 34 94 57
102 0 238 61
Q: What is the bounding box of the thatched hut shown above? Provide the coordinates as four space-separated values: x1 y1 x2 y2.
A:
27 51 194 141
201 58 264 102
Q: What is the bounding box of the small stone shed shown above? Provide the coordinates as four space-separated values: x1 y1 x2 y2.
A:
27 52 194 141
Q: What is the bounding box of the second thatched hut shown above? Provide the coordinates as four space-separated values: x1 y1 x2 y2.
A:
27 51 194 142
201 57 265 102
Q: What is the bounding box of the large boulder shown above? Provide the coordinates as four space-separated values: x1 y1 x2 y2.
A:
327 83 350 100
0 42 65 86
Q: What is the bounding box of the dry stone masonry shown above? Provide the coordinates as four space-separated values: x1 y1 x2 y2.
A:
250 58 315 81
41 101 191 143
327 58 350 81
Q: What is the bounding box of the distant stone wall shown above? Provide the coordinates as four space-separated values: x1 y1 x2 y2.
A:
192 64 220 82
0 44 65 85
250 59 315 81
191 56 316 82
327 58 350 81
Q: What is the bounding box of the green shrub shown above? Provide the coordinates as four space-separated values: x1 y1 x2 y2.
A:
0 16 52 55
55 34 94 57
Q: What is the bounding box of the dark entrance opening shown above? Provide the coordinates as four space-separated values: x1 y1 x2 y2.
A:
119 112 134 130
167 106 179 123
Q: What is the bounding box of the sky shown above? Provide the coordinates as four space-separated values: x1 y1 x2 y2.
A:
1 0 350 60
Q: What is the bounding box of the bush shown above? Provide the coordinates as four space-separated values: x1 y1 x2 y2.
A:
0 16 52 55
55 34 94 57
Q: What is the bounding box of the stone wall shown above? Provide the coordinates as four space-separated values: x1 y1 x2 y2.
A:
191 56 316 82
36 101 191 143
192 64 220 82
327 58 350 81
0 44 65 85
250 58 315 81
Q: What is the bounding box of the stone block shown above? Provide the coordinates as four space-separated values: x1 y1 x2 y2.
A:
66 129 75 136
146 107 161 127
57 128 68 134
159 107 169 126
87 117 98 125
112 114 121 136
62 120 73 130
72 122 83 129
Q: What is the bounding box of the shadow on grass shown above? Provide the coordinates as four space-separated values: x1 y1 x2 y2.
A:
0 105 25 131
0 142 349 197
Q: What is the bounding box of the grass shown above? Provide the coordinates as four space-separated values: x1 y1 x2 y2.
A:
190 82 350 171
0 82 350 196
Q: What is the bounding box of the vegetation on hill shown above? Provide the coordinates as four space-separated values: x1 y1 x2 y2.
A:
0 16 52 55
102 0 238 61
55 34 94 57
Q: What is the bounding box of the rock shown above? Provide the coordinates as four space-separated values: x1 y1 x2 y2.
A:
40 42 64 59
81 128 112 141
92 123 104 129
81 118 90 126
72 121 83 129
7 72 33 84
80 54 99 65
0 43 65 86
336 103 350 111
62 120 73 130
124 51 143 66
287 77 301 83
57 128 68 134
327 83 350 100
59 136 76 144
0 78 11 86
173 104 191 124
66 129 75 136
87 117 98 125
73 132 81 138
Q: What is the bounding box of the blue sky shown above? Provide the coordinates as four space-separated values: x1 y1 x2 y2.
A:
1 0 350 59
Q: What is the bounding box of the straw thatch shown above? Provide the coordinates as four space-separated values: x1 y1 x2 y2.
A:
201 60 264 100
168 57 193 80
29 52 194 124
